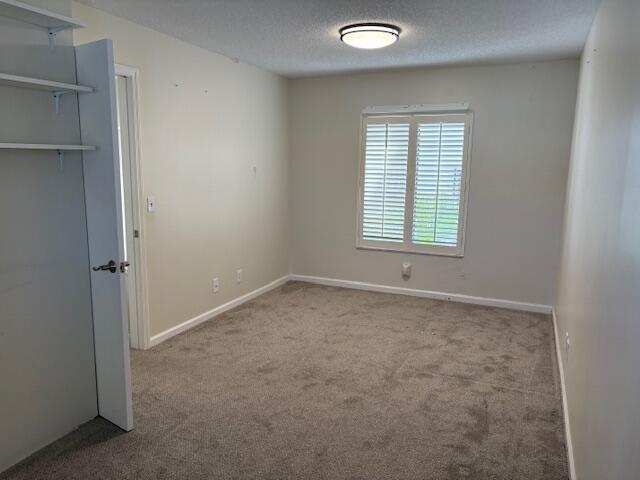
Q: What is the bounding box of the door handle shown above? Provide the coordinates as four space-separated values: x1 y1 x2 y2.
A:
92 260 117 273
120 261 130 273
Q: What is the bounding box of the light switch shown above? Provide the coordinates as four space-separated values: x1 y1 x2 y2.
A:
147 196 156 213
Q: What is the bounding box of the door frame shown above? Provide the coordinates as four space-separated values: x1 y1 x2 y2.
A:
115 63 150 350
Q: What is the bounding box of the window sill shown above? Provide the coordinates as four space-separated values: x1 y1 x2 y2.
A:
356 244 464 258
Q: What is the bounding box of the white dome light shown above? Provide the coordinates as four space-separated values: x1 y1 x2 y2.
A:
340 24 400 50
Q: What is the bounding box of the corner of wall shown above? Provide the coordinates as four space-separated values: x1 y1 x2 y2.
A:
551 307 576 480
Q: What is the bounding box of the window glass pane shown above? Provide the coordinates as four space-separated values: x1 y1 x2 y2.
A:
362 122 409 242
413 122 465 246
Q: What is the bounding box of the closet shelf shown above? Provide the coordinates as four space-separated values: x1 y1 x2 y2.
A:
0 0 87 48
0 73 93 94
0 143 96 151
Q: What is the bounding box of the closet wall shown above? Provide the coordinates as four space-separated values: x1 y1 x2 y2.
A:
0 0 97 471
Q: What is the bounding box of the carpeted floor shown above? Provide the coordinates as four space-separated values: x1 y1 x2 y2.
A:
1 281 568 480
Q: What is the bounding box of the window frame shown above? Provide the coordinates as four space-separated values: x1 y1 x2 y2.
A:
356 109 473 257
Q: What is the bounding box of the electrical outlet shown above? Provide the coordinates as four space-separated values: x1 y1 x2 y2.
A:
401 262 412 280
212 277 220 293
236 269 243 284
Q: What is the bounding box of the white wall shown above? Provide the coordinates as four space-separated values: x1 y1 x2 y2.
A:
555 0 640 478
72 3 290 338
0 0 97 471
289 61 578 305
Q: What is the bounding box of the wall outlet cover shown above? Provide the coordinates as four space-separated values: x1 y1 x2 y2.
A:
402 262 412 280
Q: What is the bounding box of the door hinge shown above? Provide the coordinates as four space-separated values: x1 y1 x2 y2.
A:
133 229 140 238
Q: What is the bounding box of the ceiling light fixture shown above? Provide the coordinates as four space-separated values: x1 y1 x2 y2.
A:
339 23 400 50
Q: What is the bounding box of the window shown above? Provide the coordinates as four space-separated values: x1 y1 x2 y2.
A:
357 110 472 256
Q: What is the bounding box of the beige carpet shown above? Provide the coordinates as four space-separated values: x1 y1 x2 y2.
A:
1 281 568 479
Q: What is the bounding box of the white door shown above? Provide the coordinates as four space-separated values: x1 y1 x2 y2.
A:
115 74 140 349
76 40 133 431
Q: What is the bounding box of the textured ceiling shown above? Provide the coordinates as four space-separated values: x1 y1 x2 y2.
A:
76 0 600 77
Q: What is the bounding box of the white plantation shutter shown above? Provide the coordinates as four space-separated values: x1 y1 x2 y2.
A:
358 110 471 256
413 120 466 247
361 121 410 242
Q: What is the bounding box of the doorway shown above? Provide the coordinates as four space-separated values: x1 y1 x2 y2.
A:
114 65 149 350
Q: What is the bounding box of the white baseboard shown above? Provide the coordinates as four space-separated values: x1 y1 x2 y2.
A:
552 308 576 480
289 274 552 314
149 275 290 347
150 272 552 346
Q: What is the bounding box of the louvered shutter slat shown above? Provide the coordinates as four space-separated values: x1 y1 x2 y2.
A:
412 122 466 247
362 122 410 242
